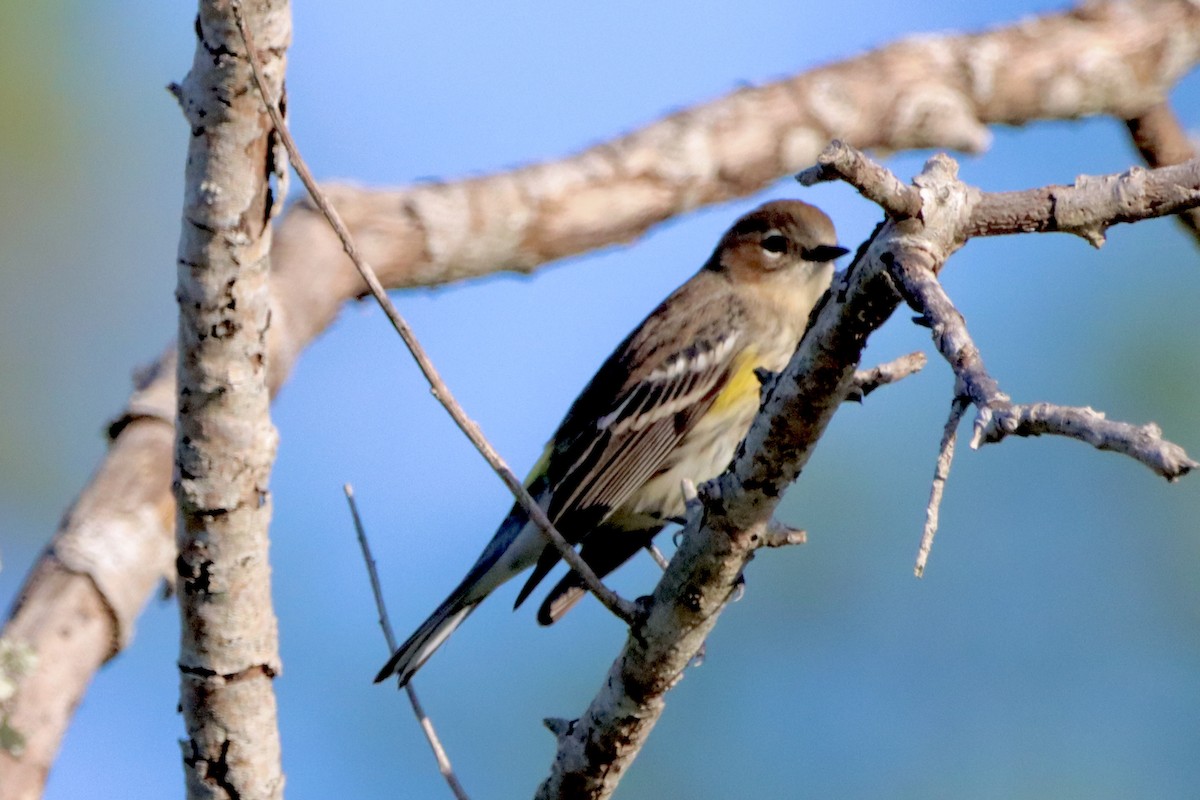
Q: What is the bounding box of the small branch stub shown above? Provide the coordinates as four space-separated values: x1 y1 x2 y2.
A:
847 351 928 402
797 140 923 219
760 520 807 549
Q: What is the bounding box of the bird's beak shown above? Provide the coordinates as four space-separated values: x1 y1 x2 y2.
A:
802 244 850 262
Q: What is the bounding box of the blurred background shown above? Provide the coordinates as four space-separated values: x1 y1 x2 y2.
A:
2 1 1199 798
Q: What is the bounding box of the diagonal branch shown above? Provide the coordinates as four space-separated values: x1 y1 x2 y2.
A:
535 159 962 798
798 141 922 218
5 2 1200 795
234 8 636 626
343 486 470 800
539 142 1200 798
914 393 970 578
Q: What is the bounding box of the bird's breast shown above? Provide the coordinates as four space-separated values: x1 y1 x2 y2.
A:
620 345 775 521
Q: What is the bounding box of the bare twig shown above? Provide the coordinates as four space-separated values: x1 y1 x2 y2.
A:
796 139 923 219
9 4 1200 796
848 351 928 401
887 246 1196 480
343 486 399 653
976 403 1198 481
343 486 470 800
644 543 671 571
1125 102 1200 242
914 394 970 577
967 158 1200 244
233 7 636 625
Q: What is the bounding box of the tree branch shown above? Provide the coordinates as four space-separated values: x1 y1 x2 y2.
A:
813 140 1198 571
343 486 470 800
535 153 975 800
887 250 1197 480
270 0 1200 298
797 141 922 218
537 144 1199 798
802 143 1200 246
914 393 970 578
850 352 928 401
4 1 1200 794
966 159 1200 244
235 12 636 624
173 1 288 798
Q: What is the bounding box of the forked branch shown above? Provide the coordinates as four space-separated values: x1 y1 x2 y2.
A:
542 144 1199 797
804 142 1197 574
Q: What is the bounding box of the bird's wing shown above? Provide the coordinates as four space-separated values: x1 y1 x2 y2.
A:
547 331 739 518
511 298 745 608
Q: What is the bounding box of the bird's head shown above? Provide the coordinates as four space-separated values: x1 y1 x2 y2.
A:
710 199 848 281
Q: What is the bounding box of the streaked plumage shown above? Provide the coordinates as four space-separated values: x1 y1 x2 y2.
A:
376 200 847 686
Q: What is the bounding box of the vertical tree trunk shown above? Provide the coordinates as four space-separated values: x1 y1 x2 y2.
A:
173 2 290 797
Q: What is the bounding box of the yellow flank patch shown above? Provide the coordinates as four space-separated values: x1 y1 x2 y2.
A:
710 347 763 415
525 443 552 487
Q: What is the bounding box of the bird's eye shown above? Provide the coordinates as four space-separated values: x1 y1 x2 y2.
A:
761 234 789 254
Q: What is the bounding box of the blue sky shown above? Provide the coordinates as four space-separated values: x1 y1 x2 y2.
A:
2 2 1199 798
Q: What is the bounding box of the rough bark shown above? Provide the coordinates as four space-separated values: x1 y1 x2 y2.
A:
1 2 1199 797
535 146 1199 800
1126 102 1200 241
171 1 289 798
536 156 968 799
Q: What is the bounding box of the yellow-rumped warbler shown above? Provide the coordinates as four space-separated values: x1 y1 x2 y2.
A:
376 199 847 686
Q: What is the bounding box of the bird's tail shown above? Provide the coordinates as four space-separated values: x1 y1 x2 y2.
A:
374 593 480 686
374 499 547 686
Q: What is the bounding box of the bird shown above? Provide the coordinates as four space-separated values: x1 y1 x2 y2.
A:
375 199 848 687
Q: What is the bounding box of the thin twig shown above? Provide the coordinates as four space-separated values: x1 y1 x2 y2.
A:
796 140 923 219
233 5 636 625
914 394 969 577
344 485 399 652
343 485 471 800
847 351 927 402
644 543 671 571
977 403 1197 481
887 249 1195 480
